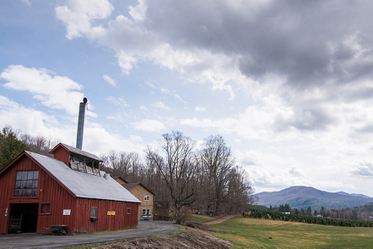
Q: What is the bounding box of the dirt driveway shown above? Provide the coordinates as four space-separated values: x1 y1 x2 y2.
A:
0 221 179 249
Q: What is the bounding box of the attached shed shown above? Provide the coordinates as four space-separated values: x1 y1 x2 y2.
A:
153 201 170 220
0 143 141 234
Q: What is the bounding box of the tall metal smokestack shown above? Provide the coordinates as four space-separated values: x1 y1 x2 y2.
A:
76 97 87 150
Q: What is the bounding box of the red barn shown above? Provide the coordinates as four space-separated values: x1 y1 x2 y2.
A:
0 143 141 234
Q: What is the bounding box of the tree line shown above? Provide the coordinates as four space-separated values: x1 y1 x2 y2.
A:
0 126 255 223
0 126 57 169
245 209 373 228
252 203 373 222
316 204 373 221
102 131 255 222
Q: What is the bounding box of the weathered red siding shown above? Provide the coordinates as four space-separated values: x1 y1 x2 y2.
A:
75 199 139 233
0 154 77 234
52 146 70 167
36 165 77 234
0 155 39 234
0 153 139 234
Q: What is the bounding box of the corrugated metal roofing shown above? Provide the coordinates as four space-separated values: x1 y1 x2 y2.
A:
26 151 141 203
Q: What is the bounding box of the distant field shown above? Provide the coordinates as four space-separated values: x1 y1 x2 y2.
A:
211 217 373 248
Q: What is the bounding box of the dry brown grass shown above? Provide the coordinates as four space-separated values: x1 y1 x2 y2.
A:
90 226 233 249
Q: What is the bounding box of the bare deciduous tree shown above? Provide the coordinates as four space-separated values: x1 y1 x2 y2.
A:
225 166 255 214
200 135 234 213
20 134 57 157
146 131 198 224
101 151 145 183
102 150 121 176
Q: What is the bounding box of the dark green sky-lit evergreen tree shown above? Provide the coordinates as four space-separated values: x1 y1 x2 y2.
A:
0 126 29 170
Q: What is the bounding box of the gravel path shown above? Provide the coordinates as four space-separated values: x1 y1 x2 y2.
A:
0 221 179 249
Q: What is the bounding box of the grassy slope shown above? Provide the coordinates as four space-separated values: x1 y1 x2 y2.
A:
190 214 219 223
169 212 219 223
211 217 373 248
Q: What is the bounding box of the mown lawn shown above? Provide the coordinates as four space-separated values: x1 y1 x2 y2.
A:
211 217 373 248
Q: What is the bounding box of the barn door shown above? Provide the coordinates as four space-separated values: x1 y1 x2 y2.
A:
8 203 38 233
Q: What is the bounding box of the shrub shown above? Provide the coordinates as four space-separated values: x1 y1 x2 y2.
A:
175 206 192 225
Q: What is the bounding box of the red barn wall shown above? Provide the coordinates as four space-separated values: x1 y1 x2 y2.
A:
75 199 139 233
36 166 77 234
0 155 39 233
52 146 70 167
0 153 139 234
0 154 77 234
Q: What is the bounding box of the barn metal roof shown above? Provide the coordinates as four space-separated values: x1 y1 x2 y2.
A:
26 151 141 203
50 143 102 162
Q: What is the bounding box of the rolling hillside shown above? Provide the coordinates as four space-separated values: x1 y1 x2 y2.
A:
255 186 373 210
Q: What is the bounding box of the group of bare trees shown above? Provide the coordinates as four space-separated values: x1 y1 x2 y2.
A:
102 131 254 222
1 126 254 220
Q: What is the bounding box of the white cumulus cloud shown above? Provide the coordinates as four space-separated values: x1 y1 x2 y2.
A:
0 95 146 156
55 0 113 39
103 74 117 87
132 119 166 132
151 101 169 110
55 0 240 98
1 65 85 115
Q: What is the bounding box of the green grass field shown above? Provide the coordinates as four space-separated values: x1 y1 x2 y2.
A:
211 217 373 248
190 214 219 223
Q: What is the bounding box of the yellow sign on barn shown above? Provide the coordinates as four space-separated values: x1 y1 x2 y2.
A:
107 211 116 216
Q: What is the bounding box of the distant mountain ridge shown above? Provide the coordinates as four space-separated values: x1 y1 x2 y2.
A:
335 191 371 199
255 186 373 210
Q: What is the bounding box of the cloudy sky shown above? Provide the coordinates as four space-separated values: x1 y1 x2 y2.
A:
2 0 373 196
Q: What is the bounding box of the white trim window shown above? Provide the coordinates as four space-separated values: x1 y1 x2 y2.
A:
144 195 150 201
142 209 151 216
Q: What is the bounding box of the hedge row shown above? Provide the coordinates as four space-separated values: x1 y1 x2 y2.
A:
243 210 373 227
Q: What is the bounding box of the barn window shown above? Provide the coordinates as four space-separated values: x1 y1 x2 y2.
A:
127 208 131 214
14 170 39 197
144 195 150 201
91 207 97 218
40 203 50 214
